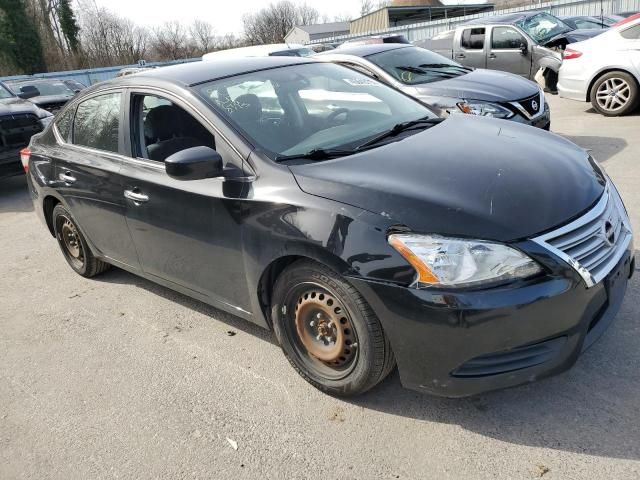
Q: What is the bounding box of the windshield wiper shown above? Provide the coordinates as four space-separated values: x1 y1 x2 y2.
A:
419 63 472 72
355 116 442 150
274 148 356 162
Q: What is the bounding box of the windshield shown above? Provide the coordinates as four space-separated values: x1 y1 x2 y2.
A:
517 13 573 44
196 62 435 159
367 46 469 85
9 80 74 97
0 83 14 99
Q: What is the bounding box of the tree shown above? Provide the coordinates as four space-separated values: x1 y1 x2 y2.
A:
57 0 79 52
152 21 191 60
0 0 46 73
242 1 319 45
190 19 214 55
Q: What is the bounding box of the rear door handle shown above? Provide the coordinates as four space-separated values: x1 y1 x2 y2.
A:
59 172 76 184
124 189 149 203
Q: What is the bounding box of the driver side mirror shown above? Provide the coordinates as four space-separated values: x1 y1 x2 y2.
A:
519 43 528 55
165 146 224 180
17 85 40 100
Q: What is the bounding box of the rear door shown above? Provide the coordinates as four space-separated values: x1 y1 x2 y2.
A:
119 89 251 313
457 27 487 69
488 26 532 77
52 90 140 269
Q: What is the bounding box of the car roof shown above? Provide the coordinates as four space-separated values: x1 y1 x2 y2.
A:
320 43 411 58
112 56 315 87
464 11 545 25
202 44 307 60
6 78 66 85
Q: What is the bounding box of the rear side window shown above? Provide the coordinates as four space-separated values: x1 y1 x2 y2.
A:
461 28 485 49
620 25 640 39
55 108 74 142
73 92 121 153
491 27 527 49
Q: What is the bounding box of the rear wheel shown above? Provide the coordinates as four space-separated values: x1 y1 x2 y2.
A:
590 71 639 116
52 204 110 278
271 260 395 396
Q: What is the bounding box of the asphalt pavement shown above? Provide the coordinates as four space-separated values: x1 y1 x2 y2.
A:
1 95 639 479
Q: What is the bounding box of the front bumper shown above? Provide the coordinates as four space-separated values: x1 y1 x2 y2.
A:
509 101 551 130
0 148 24 179
349 245 634 397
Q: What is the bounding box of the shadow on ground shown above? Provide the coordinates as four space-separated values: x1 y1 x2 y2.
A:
0 176 33 214
563 135 628 163
93 243 640 461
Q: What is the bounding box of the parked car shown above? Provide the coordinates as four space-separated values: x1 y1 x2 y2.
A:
0 81 53 179
560 16 609 30
317 43 550 129
115 67 155 77
25 57 634 397
416 12 605 91
602 14 626 26
558 17 640 116
6 78 82 114
340 34 410 46
203 44 315 61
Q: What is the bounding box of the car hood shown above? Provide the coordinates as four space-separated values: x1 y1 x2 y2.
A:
289 115 605 242
0 97 41 115
409 69 539 102
30 94 72 105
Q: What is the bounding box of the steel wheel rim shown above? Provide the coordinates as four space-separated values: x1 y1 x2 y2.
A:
57 215 84 269
596 78 631 112
283 282 359 380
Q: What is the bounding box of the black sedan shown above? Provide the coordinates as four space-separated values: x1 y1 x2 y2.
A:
317 44 550 129
25 57 634 397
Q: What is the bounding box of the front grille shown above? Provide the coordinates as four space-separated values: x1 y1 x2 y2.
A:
510 91 544 119
532 185 632 287
0 113 42 149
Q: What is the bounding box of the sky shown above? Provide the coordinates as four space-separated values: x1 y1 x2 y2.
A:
93 0 364 36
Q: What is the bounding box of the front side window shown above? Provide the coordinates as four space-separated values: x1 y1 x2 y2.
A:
491 27 527 49
73 92 121 153
132 94 216 162
196 62 434 159
367 46 470 85
461 28 485 49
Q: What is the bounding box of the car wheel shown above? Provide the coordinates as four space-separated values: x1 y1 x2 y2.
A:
271 259 395 396
590 71 639 116
52 204 110 278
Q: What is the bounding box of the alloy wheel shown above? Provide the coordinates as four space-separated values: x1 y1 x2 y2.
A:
595 77 631 113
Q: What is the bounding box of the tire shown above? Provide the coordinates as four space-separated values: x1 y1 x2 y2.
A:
271 259 395 397
52 204 110 278
590 71 639 117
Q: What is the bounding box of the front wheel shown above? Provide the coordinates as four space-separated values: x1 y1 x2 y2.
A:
271 260 395 396
590 71 639 116
52 204 110 278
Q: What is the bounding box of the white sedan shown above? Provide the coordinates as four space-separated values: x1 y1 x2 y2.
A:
558 17 640 116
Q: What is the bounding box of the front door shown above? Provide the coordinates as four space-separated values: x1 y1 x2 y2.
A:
488 26 532 78
120 92 251 313
52 91 140 269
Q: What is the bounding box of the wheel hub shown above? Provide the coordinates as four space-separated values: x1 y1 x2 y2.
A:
294 290 356 367
61 219 82 260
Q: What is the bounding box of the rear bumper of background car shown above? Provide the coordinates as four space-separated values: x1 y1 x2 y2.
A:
348 246 634 397
0 148 24 179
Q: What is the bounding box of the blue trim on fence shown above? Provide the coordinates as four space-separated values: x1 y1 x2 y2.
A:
0 58 201 86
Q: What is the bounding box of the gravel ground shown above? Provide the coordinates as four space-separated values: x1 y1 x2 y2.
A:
1 95 639 479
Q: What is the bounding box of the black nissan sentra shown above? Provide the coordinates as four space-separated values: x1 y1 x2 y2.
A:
25 57 634 397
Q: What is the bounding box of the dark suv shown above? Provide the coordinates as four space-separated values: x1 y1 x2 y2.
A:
0 82 53 179
25 58 634 397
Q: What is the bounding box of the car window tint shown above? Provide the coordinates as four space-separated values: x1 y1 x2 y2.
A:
461 28 485 49
492 27 527 49
55 108 74 141
73 93 121 153
134 94 216 162
620 25 640 39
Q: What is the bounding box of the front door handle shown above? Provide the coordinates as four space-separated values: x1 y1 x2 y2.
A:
489 53 497 59
59 172 76 184
124 189 149 203
455 53 466 59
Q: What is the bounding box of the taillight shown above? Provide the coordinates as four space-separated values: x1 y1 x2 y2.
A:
563 48 583 60
20 147 30 173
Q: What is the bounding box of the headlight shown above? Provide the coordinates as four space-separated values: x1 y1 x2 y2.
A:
456 101 514 119
388 233 542 288
39 115 54 128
